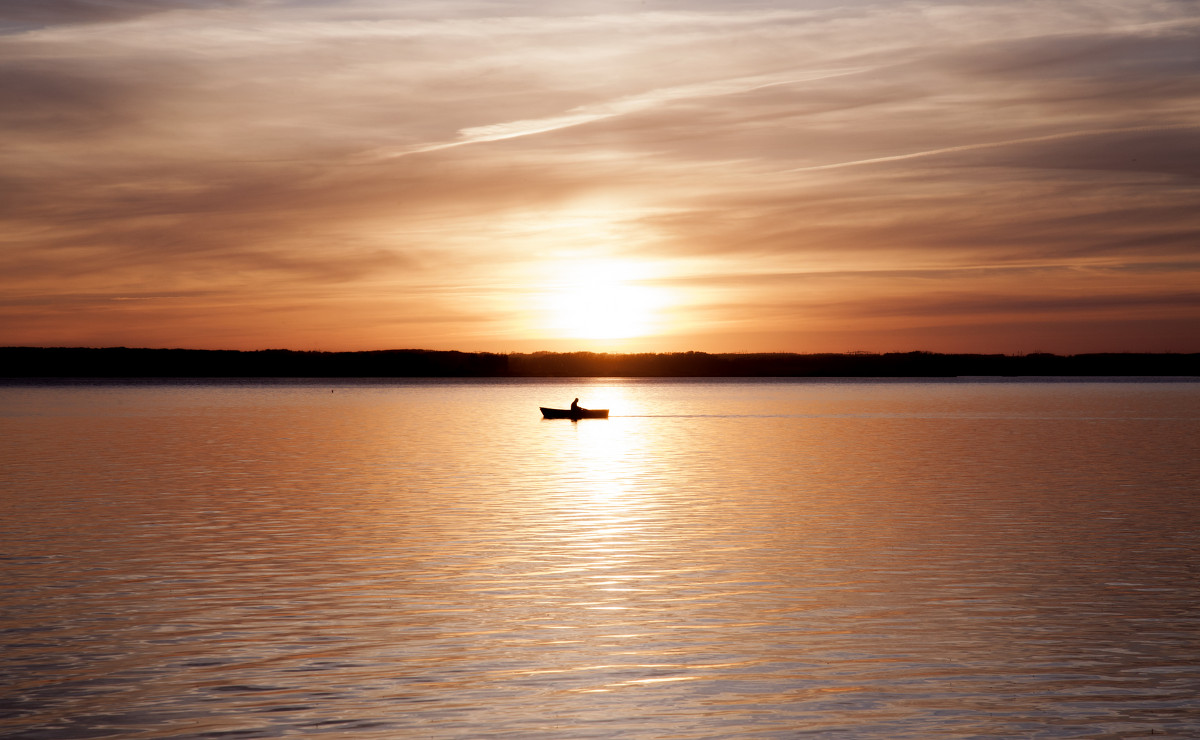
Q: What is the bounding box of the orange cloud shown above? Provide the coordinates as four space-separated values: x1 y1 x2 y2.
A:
2 1 1198 352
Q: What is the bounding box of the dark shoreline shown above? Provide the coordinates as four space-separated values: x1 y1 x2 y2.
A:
2 347 1197 378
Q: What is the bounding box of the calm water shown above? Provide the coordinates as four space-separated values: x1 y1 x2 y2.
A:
2 379 1199 739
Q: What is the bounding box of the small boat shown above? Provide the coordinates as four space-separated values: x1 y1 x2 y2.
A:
540 407 609 419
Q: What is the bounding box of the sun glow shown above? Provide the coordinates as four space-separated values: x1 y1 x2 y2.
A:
544 260 664 340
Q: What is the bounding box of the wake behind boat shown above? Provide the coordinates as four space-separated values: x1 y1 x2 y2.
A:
541 406 609 419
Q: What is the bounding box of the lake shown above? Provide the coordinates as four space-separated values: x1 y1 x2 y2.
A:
2 378 1199 739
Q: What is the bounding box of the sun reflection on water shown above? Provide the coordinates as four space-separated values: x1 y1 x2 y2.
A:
6 382 1199 737
507 388 720 694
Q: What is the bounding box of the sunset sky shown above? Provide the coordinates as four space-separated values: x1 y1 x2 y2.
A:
3 0 1198 354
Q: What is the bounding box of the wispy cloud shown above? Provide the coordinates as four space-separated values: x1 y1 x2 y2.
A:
385 66 871 157
786 124 1200 172
2 0 1198 352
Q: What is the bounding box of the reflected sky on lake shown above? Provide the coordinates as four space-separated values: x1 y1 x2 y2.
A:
2 379 1199 738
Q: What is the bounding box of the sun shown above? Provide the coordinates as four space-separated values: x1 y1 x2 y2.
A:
556 283 651 339
544 260 662 340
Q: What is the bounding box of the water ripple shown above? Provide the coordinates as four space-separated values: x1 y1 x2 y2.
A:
1 380 1198 738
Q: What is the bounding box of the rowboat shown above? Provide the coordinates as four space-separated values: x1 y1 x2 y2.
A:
540 407 609 419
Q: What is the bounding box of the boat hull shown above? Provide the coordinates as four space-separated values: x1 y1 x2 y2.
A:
540 407 609 419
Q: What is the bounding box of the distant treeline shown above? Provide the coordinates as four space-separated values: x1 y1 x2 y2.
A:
2 347 1198 378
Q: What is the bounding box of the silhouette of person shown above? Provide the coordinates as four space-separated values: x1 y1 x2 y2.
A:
570 398 580 411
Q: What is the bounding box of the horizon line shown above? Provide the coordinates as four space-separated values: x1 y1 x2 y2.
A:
4 346 1197 357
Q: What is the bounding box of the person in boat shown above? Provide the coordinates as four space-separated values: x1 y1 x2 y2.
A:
570 398 581 412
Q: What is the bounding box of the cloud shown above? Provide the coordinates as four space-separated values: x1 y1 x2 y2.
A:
843 291 1200 322
386 66 872 157
2 0 1198 351
785 124 1200 173
0 0 241 33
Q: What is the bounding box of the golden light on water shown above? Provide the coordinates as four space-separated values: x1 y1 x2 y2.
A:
8 381 1200 733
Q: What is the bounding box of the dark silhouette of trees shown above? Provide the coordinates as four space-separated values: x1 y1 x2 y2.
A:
0 347 508 378
1 347 1196 378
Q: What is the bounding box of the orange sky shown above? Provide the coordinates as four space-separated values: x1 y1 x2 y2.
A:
2 1 1198 354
